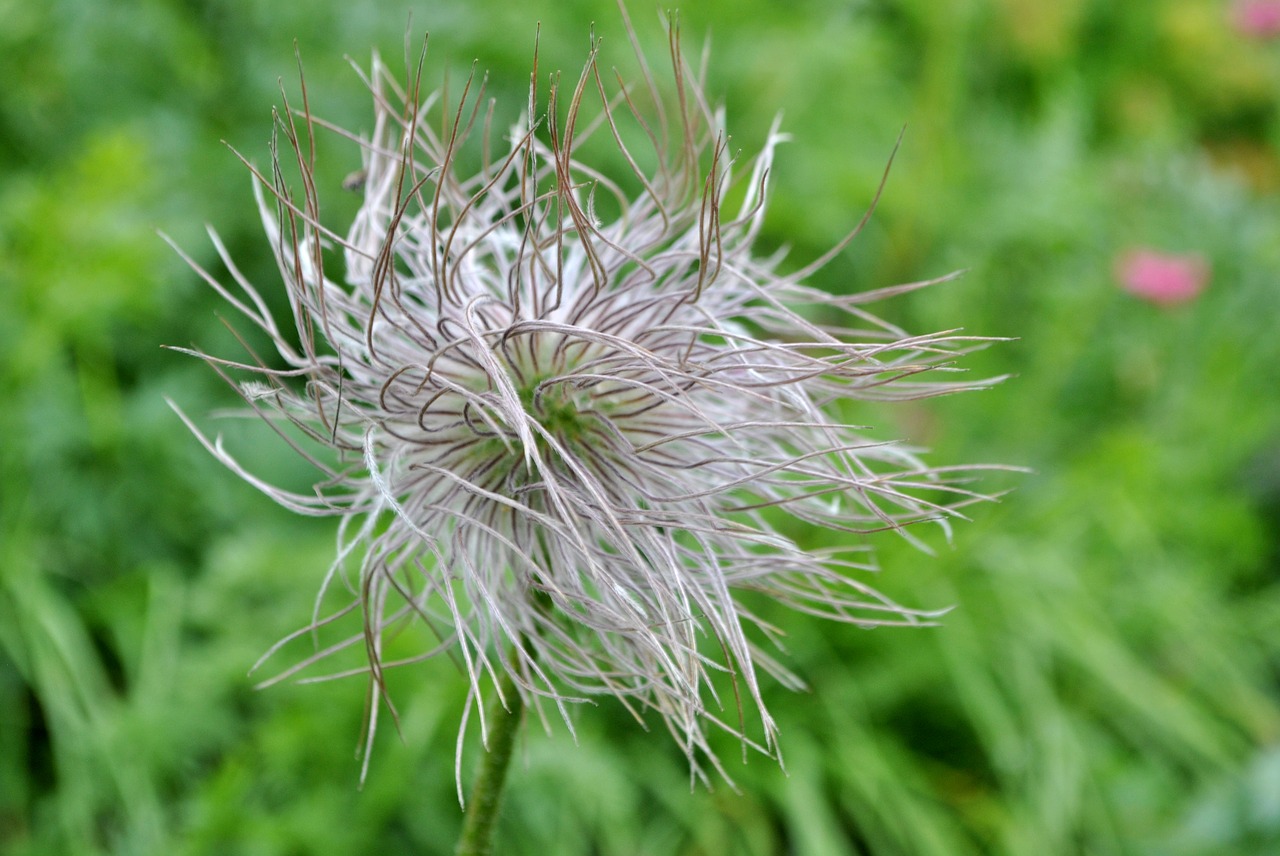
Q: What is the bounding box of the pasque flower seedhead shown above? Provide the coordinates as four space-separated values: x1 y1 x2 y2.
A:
170 13 1004 787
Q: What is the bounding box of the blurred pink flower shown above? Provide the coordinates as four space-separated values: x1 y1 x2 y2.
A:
1232 0 1280 39
1115 249 1210 306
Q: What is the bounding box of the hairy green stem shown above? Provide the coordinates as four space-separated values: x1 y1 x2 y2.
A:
455 668 524 856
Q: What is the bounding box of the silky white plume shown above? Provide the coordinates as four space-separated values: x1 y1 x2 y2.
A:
170 15 1004 787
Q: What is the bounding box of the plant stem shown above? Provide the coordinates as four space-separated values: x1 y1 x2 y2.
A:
455 669 524 856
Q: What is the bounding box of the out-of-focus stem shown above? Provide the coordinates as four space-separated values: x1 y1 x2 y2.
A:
455 668 523 856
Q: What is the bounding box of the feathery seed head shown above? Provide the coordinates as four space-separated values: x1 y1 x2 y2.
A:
170 14 1005 786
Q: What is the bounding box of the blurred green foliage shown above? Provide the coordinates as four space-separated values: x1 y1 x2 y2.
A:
3 0 1280 853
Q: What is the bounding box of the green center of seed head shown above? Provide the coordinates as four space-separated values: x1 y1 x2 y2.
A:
519 380 594 463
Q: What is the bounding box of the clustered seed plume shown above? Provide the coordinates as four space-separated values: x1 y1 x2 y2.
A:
170 15 1003 787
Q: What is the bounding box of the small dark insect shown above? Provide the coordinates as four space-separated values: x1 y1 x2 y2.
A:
341 169 368 192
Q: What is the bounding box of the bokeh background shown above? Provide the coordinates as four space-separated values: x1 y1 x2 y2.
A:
4 0 1280 853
